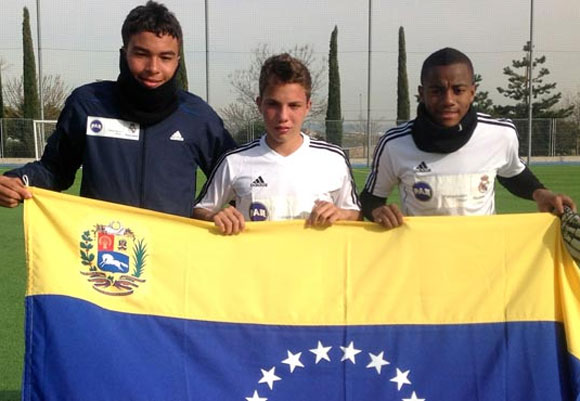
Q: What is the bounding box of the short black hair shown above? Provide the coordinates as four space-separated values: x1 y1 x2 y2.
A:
420 48 474 84
121 1 182 47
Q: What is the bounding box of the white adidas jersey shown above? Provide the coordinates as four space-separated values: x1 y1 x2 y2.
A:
195 133 360 221
364 114 526 216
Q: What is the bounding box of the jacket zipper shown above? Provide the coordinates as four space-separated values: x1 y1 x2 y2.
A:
139 126 146 208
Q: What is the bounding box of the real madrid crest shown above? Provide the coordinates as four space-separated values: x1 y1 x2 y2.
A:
79 221 147 296
478 175 490 193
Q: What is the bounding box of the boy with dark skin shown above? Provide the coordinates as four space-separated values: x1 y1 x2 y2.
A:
361 48 575 228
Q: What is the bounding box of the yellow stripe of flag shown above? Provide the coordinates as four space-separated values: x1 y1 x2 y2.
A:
24 187 580 359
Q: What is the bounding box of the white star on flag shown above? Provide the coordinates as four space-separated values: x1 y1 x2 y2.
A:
245 390 268 401
340 341 362 364
390 368 411 391
282 350 304 373
366 351 390 374
402 391 425 401
309 341 332 364
258 367 281 390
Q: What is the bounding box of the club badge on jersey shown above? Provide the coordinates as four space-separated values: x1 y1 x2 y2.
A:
478 175 491 193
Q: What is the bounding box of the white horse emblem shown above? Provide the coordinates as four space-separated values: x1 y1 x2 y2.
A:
99 254 129 273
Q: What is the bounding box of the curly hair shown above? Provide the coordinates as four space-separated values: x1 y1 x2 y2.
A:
122 1 182 47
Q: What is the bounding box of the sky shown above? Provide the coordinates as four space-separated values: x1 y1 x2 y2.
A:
1 0 579 121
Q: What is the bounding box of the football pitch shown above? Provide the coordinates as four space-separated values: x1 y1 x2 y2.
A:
1 164 579 399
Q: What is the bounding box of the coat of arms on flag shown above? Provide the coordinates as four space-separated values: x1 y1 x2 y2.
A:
79 221 147 296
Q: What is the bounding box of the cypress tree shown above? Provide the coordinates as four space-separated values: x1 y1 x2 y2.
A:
0 68 4 119
396 26 410 123
0 69 3 157
22 6 40 119
176 43 189 91
325 25 342 146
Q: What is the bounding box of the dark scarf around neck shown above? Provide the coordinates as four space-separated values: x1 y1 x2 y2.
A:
116 49 179 126
412 103 478 153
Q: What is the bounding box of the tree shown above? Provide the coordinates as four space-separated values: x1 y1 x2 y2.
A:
4 74 71 119
22 6 40 119
0 65 4 119
472 74 494 115
495 42 573 119
221 43 327 137
396 26 410 123
3 73 71 157
175 44 188 91
325 26 342 146
219 103 265 144
563 90 580 129
560 90 580 155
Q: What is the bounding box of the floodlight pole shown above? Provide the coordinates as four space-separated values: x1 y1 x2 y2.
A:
527 0 534 164
36 0 44 121
205 0 210 103
366 0 372 167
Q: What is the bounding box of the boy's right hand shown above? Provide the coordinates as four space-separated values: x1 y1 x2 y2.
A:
213 206 246 235
371 204 404 229
0 176 32 208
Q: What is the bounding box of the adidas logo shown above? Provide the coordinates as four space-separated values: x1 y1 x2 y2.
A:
250 176 268 187
414 161 431 173
169 131 184 141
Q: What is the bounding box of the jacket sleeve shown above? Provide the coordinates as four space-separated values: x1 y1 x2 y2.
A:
196 113 237 178
4 91 85 191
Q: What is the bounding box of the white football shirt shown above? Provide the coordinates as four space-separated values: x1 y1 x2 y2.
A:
364 114 526 216
195 133 360 221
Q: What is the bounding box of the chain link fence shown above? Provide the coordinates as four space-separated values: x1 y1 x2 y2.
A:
227 117 580 166
511 118 580 157
1 117 578 165
0 118 56 159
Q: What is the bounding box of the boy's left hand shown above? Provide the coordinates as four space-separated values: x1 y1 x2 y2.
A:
533 188 576 215
307 200 341 226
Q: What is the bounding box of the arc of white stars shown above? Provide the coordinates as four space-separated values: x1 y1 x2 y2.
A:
390 368 411 391
402 391 425 401
258 367 281 390
282 350 304 373
245 390 268 401
366 351 390 374
340 341 362 364
309 341 332 364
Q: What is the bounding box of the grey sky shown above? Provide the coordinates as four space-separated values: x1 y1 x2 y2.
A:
1 0 579 120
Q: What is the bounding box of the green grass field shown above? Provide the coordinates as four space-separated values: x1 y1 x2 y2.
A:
0 165 579 399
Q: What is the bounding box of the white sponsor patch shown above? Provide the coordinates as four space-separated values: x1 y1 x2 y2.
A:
86 117 140 141
409 171 495 208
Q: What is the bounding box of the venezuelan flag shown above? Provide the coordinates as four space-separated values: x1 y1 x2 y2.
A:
23 188 580 400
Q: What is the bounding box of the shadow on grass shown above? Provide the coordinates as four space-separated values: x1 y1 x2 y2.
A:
0 391 21 401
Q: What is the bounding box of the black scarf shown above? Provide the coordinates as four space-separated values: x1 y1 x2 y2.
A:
116 50 179 126
411 103 478 153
